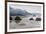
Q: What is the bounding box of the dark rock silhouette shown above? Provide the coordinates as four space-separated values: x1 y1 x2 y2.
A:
15 16 22 24
10 17 12 20
36 18 41 21
10 17 12 23
29 18 34 20
15 16 21 20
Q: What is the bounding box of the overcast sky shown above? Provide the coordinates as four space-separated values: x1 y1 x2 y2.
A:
9 4 41 13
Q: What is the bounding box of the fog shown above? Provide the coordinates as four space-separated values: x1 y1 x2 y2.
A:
9 16 41 29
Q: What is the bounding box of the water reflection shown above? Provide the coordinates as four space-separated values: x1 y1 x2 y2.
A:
15 20 21 24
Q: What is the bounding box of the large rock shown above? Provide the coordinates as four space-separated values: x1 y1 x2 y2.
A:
29 18 34 20
10 17 12 20
36 18 41 21
15 16 21 20
15 16 22 24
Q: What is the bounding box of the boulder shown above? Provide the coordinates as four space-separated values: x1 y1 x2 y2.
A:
10 17 12 20
15 16 21 20
36 18 41 21
29 18 34 20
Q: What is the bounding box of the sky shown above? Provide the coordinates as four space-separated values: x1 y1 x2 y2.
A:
9 4 41 13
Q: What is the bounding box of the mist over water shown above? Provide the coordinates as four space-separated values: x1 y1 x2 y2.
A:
10 16 41 29
9 5 41 29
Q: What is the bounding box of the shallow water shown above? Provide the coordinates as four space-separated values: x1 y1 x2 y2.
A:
9 16 41 29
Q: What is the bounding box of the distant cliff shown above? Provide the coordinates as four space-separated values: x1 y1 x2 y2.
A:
10 7 32 16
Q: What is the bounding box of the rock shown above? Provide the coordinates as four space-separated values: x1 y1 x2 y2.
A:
15 16 21 20
10 17 12 20
29 18 34 20
36 18 41 21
